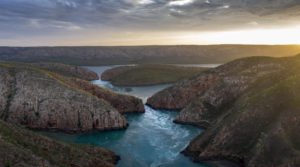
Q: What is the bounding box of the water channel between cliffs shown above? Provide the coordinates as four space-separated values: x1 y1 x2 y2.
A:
44 65 219 167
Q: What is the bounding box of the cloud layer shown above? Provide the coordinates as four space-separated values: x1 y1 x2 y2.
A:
0 0 300 45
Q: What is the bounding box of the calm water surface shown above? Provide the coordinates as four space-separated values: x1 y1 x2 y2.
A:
43 65 211 167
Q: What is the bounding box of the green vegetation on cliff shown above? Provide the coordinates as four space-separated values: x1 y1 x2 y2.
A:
102 65 208 86
31 62 99 81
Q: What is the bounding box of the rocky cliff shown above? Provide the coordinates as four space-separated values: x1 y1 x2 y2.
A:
31 62 145 114
147 55 300 166
183 68 300 167
0 63 128 132
72 79 145 113
0 120 119 167
147 56 288 125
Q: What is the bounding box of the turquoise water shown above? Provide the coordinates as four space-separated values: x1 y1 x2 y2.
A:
44 106 205 167
43 66 208 167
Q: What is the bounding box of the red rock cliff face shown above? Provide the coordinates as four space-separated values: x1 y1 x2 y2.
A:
0 65 127 132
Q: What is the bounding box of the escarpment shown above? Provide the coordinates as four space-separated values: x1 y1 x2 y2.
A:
0 64 128 132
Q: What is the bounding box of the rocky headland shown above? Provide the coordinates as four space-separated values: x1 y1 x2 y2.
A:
0 62 144 132
147 55 300 167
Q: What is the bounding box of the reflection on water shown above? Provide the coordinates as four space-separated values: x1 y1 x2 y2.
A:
42 65 210 167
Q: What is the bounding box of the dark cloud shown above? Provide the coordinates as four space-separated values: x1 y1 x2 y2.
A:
0 0 300 44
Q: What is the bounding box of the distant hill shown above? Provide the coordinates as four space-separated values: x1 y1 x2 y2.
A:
0 45 300 65
101 64 208 86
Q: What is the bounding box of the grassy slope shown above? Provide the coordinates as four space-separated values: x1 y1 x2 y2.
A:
102 65 208 86
0 120 118 167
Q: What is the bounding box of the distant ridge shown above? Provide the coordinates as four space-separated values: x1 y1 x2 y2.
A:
0 45 299 65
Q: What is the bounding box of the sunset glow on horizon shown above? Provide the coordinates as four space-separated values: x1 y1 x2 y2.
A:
1 0 300 46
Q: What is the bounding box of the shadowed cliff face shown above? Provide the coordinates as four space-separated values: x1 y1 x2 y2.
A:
0 120 119 167
147 55 300 166
0 64 128 132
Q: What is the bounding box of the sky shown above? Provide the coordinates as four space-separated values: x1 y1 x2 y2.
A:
0 0 300 46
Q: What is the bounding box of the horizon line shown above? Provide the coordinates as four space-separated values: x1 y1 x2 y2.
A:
1 44 300 47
